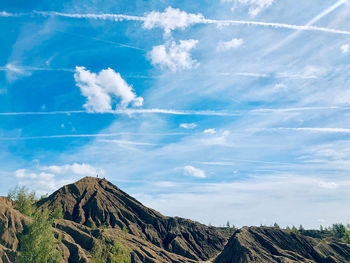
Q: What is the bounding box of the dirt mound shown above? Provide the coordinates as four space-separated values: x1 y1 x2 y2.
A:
37 177 227 261
214 226 350 263
4 177 350 263
0 197 30 251
0 197 30 263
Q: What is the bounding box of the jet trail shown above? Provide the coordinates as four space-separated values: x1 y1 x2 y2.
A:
2 10 350 36
266 0 348 54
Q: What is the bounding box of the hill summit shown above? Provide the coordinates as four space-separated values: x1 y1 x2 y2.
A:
37 177 228 261
0 176 350 262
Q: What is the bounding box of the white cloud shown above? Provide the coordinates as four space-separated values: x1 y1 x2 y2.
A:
14 169 69 193
222 0 275 16
319 181 338 190
41 163 101 176
217 38 243 51
341 44 349 54
14 169 37 179
74 67 143 113
203 130 230 145
180 123 197 129
143 7 204 36
183 166 206 178
13 163 100 195
149 40 199 72
204 128 216 134
0 11 14 17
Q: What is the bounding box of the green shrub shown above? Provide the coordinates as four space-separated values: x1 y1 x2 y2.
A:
8 186 35 216
91 235 130 263
18 208 62 263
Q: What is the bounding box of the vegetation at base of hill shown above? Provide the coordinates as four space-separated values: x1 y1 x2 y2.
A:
17 208 62 263
8 186 63 263
8 186 36 216
7 185 131 263
90 231 130 263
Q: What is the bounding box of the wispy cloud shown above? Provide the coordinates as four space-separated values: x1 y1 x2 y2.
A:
0 132 187 141
180 123 197 129
268 127 350 134
265 0 347 53
222 0 275 16
341 44 350 54
183 165 206 178
100 139 159 146
203 128 217 134
217 38 244 52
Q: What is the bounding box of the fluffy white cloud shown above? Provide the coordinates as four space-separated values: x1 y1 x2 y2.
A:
41 163 101 176
14 169 68 193
341 44 349 54
14 169 38 179
143 7 204 36
14 163 101 195
74 67 143 113
222 0 274 16
183 166 206 178
204 128 217 134
180 123 197 129
149 40 199 72
217 38 243 51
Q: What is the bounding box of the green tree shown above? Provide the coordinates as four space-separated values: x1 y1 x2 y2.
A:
18 208 62 263
298 224 305 232
291 226 299 234
51 205 63 220
91 235 130 263
273 222 280 229
332 223 346 239
8 186 35 216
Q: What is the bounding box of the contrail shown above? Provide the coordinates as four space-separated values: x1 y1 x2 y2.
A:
0 65 74 73
57 31 145 51
0 111 85 116
268 127 350 133
266 0 347 54
0 106 350 116
203 19 350 36
2 10 350 37
251 106 350 113
0 132 188 141
36 11 145 22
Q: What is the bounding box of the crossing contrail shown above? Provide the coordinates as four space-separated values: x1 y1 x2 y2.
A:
2 10 350 36
266 0 348 54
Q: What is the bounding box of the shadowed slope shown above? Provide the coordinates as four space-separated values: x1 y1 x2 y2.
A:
214 226 350 263
37 177 227 261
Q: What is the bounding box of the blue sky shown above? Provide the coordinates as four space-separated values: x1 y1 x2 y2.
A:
1 0 350 228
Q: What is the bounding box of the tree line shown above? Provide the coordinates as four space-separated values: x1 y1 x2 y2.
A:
7 186 131 263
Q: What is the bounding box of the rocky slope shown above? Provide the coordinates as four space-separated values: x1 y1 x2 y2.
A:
214 226 350 263
37 177 228 261
0 197 29 263
1 177 350 263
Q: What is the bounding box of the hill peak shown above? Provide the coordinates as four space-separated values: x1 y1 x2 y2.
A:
37 177 227 261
